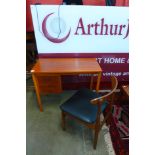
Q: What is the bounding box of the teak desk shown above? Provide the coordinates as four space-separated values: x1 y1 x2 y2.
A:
31 58 102 112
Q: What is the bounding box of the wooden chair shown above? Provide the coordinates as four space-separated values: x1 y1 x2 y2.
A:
60 76 118 149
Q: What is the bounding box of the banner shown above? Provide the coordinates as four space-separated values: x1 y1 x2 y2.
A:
31 5 129 53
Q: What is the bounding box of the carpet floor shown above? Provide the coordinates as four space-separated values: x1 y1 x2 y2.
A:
26 90 115 155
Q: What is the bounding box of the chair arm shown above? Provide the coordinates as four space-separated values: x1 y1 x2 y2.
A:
90 91 112 105
90 96 105 105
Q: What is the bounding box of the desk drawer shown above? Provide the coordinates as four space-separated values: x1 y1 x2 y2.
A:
37 76 62 94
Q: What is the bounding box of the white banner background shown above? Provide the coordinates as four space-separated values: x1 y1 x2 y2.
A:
31 5 129 53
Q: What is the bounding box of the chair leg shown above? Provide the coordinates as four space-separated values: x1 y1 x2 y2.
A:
61 111 66 130
93 125 100 149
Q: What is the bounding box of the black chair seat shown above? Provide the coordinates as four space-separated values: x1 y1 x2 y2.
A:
60 88 108 123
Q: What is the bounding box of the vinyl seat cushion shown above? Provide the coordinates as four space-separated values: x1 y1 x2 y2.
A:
60 88 108 123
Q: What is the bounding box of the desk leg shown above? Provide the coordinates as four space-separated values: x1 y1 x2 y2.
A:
96 72 102 93
32 74 43 112
90 74 94 90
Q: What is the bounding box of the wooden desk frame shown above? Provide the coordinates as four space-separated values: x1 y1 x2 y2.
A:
31 58 102 112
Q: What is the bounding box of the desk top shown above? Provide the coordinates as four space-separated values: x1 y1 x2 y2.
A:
31 58 102 74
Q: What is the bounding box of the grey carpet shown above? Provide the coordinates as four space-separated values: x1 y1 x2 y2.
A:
26 90 113 155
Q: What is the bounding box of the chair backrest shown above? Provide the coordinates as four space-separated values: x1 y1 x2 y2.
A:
91 76 118 107
82 0 106 6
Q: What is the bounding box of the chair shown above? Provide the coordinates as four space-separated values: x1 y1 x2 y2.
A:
60 76 118 149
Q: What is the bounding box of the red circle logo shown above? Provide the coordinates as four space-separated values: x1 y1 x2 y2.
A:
42 13 71 43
